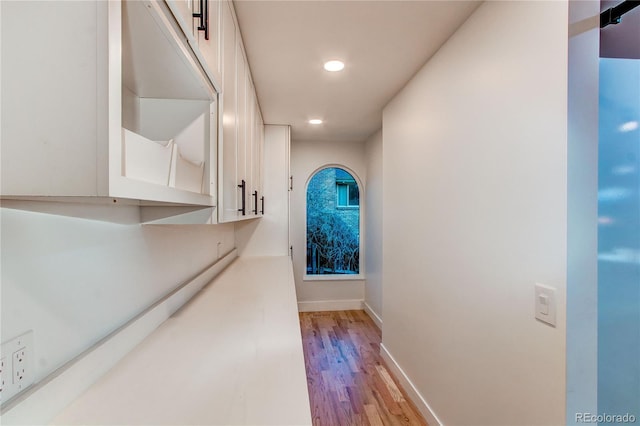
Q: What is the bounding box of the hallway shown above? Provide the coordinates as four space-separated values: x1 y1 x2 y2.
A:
300 311 427 426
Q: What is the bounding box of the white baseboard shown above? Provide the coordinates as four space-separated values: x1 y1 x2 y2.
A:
297 299 364 312
380 343 443 426
1 250 238 426
363 302 383 329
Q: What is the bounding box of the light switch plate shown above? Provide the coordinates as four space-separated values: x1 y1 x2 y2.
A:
535 283 556 327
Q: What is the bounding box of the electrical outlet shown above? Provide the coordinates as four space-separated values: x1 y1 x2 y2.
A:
0 357 6 396
1 331 34 405
13 348 27 388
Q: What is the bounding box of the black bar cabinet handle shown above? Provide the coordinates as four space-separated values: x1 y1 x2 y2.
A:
238 180 246 216
252 191 258 214
193 0 209 40
260 196 265 214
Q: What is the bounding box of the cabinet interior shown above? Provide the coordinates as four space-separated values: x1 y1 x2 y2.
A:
120 0 216 195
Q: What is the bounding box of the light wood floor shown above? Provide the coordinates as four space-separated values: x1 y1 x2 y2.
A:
299 310 428 426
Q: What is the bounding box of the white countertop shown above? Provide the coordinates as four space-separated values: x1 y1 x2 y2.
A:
53 256 312 426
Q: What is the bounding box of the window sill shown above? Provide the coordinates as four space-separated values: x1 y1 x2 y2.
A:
303 274 365 282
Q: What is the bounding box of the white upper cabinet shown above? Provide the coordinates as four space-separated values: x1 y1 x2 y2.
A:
219 0 239 222
1 0 218 207
217 0 264 223
236 44 248 216
247 78 264 217
1 0 263 222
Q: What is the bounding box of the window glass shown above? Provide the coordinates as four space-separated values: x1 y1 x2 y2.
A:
337 184 349 206
597 58 640 417
348 183 359 206
306 167 360 275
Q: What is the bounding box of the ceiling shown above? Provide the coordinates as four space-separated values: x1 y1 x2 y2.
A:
233 0 482 143
600 1 640 60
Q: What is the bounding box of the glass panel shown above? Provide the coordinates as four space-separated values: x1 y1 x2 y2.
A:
348 183 359 206
598 58 640 419
306 167 360 275
337 184 348 206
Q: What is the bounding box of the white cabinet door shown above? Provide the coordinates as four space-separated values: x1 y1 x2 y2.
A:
236 44 248 217
166 0 221 90
1 1 99 197
255 100 264 215
219 0 238 222
248 85 259 216
245 76 253 215
197 0 222 87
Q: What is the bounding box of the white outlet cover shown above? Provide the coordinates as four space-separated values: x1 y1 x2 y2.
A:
535 283 556 327
0 357 6 393
1 330 34 404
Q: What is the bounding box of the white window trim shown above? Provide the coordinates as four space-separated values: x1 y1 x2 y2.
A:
303 274 365 282
336 182 359 208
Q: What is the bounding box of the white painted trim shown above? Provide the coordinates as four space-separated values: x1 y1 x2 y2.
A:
0 250 238 425
363 302 383 329
380 343 444 426
303 274 365 281
297 299 364 312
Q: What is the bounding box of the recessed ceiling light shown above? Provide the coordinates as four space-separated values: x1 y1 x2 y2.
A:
324 60 345 72
309 119 323 125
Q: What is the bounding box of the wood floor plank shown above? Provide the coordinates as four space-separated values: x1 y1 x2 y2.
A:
364 404 385 426
300 310 428 426
376 365 405 403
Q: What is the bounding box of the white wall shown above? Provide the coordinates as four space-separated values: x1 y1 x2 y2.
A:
0 205 235 387
364 130 383 325
382 2 569 425
236 125 291 257
290 139 366 307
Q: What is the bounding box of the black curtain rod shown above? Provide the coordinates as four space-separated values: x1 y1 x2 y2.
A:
600 0 640 28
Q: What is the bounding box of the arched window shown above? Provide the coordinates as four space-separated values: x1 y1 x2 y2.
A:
306 167 360 275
